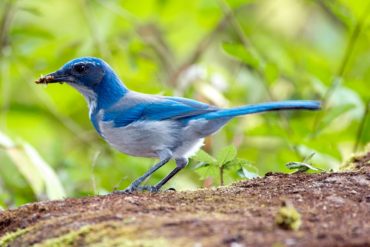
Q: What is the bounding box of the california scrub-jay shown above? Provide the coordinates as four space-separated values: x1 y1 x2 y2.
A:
36 57 320 192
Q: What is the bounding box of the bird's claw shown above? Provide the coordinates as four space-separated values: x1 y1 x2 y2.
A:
113 188 134 194
113 185 160 194
137 185 160 192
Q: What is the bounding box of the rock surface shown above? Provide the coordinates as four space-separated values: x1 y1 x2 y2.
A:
0 152 369 246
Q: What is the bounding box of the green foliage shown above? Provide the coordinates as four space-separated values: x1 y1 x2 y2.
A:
0 0 369 207
0 131 65 200
192 146 259 186
285 153 327 173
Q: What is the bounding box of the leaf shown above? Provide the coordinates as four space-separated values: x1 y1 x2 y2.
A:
193 164 219 180
0 131 65 200
0 132 43 196
216 145 237 167
238 167 259 179
192 149 216 164
285 162 317 172
23 142 66 200
192 161 209 170
296 145 340 171
238 164 260 179
222 43 260 68
6 145 45 197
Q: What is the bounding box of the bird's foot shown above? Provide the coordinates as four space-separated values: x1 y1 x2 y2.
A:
113 185 177 194
136 185 160 192
136 186 176 192
113 188 134 194
113 185 160 194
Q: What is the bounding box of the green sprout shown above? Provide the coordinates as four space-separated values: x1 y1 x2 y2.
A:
285 153 326 173
192 145 259 186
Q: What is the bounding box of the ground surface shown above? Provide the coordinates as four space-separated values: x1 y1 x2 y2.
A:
0 152 369 247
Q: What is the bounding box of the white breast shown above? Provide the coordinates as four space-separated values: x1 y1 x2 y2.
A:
173 138 204 159
99 119 181 158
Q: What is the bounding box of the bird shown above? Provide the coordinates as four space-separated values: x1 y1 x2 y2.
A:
35 57 320 193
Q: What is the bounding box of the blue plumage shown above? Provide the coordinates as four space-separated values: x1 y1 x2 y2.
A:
36 57 321 192
198 100 321 120
104 100 215 128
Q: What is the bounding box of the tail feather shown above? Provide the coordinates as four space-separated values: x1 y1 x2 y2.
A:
201 100 321 120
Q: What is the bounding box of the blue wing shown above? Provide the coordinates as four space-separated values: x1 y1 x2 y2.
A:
102 91 320 128
103 95 218 127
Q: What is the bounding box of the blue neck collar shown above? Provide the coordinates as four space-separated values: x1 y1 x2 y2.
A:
88 72 127 134
94 71 128 110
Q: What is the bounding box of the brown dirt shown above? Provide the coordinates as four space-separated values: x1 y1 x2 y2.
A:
0 152 369 247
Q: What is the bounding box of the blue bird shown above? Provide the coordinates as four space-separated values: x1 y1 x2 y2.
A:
36 57 320 192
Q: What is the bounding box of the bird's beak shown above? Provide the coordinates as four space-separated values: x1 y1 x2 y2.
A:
35 71 70 84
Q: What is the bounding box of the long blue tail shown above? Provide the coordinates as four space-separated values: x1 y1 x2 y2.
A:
202 100 321 120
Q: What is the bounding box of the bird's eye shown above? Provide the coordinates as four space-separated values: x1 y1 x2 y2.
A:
73 64 88 74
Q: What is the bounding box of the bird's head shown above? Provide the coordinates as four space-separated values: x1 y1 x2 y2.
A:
36 57 110 88
36 57 127 107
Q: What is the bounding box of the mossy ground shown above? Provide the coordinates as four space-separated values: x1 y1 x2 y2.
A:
0 152 369 246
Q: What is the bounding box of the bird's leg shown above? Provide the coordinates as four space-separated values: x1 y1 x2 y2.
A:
151 158 188 192
119 158 188 193
115 150 172 193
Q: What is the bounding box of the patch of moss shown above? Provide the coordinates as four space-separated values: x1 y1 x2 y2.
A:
341 145 370 171
0 227 30 246
33 221 176 247
341 153 362 171
93 237 173 247
33 224 92 247
275 204 301 231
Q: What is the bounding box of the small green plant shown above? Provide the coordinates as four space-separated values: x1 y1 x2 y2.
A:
191 145 259 186
285 153 326 173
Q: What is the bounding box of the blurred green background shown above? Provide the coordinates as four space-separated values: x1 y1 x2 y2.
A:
0 0 369 208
